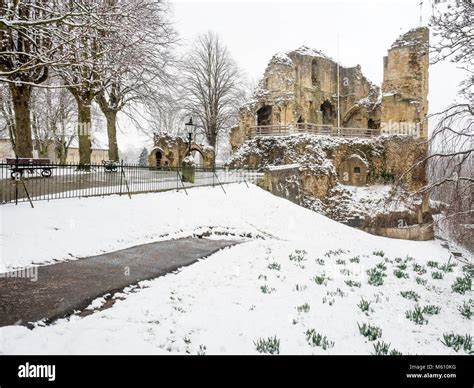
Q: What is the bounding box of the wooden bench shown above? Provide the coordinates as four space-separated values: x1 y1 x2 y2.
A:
6 158 56 179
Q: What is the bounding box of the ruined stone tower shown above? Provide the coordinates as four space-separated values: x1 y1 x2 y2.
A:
230 27 430 150
381 27 430 139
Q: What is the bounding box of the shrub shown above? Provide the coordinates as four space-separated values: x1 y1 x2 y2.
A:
254 336 280 354
431 271 444 280
349 256 360 263
373 250 385 258
336 259 346 265
427 261 439 268
315 258 325 266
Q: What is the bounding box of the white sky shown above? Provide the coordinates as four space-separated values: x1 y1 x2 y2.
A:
117 0 467 158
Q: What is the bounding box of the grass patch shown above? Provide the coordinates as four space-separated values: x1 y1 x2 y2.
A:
406 305 427 324
254 336 280 354
413 263 427 275
294 284 307 292
260 285 276 294
296 303 310 313
357 322 382 341
427 261 439 269
394 269 409 279
367 268 386 286
267 262 281 271
451 276 472 294
315 258 325 266
289 249 307 263
415 277 428 286
372 250 385 258
431 271 444 280
357 297 371 314
458 299 473 319
336 259 346 265
400 291 420 302
422 305 441 315
345 280 361 288
313 273 330 285
441 333 472 354
305 329 334 350
373 341 402 355
349 256 360 263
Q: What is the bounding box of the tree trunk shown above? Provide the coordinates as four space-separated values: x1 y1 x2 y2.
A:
104 109 119 162
76 100 92 168
9 84 33 158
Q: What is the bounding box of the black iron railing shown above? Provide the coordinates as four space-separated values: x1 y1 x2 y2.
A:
0 161 262 205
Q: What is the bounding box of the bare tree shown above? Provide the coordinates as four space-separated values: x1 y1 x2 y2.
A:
181 32 245 158
408 0 474 250
95 0 177 161
0 0 95 157
30 78 76 163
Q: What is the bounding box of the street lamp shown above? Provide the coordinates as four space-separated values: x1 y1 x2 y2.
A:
185 117 195 151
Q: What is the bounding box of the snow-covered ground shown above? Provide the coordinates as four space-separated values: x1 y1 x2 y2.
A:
0 184 472 355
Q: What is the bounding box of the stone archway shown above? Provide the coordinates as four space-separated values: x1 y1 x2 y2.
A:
338 154 369 186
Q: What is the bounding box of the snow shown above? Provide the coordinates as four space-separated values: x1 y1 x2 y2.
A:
0 184 472 355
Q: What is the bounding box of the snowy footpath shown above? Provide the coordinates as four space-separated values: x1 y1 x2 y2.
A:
0 184 472 355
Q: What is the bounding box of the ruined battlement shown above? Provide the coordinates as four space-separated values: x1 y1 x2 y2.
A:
231 27 429 151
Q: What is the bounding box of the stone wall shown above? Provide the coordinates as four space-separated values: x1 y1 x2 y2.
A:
149 133 215 168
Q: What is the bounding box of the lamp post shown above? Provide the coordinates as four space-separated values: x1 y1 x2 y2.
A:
185 117 195 152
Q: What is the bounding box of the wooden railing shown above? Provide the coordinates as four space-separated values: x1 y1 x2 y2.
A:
249 123 380 138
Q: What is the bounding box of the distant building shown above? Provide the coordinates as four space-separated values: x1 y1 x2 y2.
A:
0 138 109 164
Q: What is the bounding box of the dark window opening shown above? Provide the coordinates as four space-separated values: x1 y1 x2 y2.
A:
257 105 273 126
320 100 335 125
155 151 162 167
368 119 376 129
354 167 361 174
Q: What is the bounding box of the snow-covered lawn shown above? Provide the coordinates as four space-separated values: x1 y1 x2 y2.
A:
0 184 472 355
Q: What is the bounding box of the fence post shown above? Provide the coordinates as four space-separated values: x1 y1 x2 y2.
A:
119 160 123 196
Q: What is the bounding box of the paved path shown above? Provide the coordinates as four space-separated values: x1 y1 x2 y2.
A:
0 238 239 327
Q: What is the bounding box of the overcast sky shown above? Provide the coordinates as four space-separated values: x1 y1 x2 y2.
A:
118 0 466 158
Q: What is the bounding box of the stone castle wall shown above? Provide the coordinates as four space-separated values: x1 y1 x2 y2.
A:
231 27 429 150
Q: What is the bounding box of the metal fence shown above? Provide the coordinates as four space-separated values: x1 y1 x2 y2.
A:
0 162 263 205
